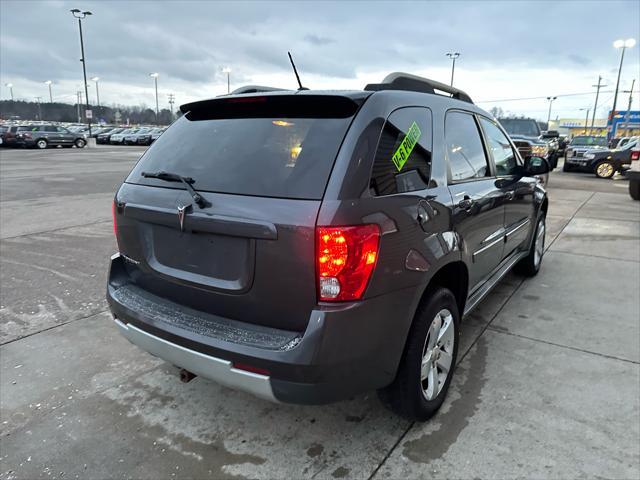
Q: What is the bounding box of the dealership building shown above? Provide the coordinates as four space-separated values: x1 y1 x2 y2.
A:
551 110 640 138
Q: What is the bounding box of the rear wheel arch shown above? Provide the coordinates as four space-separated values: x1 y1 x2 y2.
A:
419 261 469 319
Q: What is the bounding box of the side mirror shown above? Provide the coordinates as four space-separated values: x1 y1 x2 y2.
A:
524 156 550 176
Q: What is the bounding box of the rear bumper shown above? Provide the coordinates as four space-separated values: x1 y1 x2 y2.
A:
107 253 418 404
114 318 278 401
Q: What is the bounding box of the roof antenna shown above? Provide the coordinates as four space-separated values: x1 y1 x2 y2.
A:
288 51 308 90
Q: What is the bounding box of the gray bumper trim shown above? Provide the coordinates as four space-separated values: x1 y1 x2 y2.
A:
114 318 278 402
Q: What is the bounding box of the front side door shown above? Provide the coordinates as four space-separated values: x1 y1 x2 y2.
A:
57 127 74 144
445 111 505 293
478 116 536 259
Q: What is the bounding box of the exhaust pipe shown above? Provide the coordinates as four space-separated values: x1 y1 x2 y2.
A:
179 368 196 383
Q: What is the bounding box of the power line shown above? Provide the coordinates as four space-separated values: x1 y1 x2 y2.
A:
476 90 615 103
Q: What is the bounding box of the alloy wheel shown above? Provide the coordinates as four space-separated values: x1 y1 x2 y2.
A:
421 309 455 400
596 162 614 178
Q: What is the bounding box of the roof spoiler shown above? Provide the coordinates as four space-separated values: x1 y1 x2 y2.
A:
364 72 473 104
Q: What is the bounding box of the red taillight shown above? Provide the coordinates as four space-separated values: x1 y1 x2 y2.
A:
316 224 380 302
112 201 118 238
631 150 640 161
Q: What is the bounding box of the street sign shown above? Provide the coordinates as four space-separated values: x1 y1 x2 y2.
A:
85 110 93 119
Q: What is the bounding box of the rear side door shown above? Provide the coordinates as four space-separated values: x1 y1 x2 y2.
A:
478 116 535 259
445 110 505 292
43 125 61 145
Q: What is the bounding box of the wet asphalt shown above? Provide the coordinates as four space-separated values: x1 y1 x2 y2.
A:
1 146 638 479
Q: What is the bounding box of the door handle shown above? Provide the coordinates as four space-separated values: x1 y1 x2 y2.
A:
457 196 475 210
505 191 515 201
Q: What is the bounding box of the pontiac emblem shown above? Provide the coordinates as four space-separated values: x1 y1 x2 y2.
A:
177 204 191 232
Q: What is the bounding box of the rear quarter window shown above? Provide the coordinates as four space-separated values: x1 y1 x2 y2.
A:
369 107 433 196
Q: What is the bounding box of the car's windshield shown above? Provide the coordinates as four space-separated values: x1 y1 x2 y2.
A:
498 119 541 137
570 136 608 146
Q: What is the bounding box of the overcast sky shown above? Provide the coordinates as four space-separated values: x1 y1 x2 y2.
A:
1 0 639 121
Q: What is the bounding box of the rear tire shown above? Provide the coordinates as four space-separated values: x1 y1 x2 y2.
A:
595 161 615 179
516 215 545 277
36 139 48 149
75 138 86 148
630 180 640 201
379 288 460 421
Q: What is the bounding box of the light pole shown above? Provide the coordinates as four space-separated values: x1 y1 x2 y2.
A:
91 76 100 108
149 73 159 124
5 83 14 101
612 38 636 114
222 67 231 93
70 8 93 136
611 38 636 138
44 81 53 102
546 96 557 127
445 52 460 87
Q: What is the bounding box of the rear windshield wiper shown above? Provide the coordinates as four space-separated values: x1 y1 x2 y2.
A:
141 171 209 208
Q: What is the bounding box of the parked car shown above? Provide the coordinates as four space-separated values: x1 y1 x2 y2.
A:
124 127 152 145
135 127 164 145
110 128 138 144
498 118 559 169
564 137 638 178
541 130 566 157
97 127 125 144
626 146 640 200
1 125 22 147
15 124 86 149
107 73 550 421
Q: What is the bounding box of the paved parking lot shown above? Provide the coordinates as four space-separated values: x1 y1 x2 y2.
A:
1 146 639 479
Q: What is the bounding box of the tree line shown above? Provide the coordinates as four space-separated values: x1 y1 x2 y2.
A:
0 100 180 125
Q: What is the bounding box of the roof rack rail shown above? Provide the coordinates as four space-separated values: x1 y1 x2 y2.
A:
229 85 287 95
364 72 473 104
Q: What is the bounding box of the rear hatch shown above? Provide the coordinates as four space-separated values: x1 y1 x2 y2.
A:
114 93 364 333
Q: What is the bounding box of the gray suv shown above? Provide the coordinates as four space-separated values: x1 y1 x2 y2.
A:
16 124 86 149
107 73 549 420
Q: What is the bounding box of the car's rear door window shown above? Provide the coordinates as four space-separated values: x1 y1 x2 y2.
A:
128 101 356 200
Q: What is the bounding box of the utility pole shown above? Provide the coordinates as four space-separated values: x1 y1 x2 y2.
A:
167 93 175 121
590 76 607 134
35 97 42 120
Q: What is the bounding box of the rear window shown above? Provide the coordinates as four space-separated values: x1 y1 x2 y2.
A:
128 105 355 199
